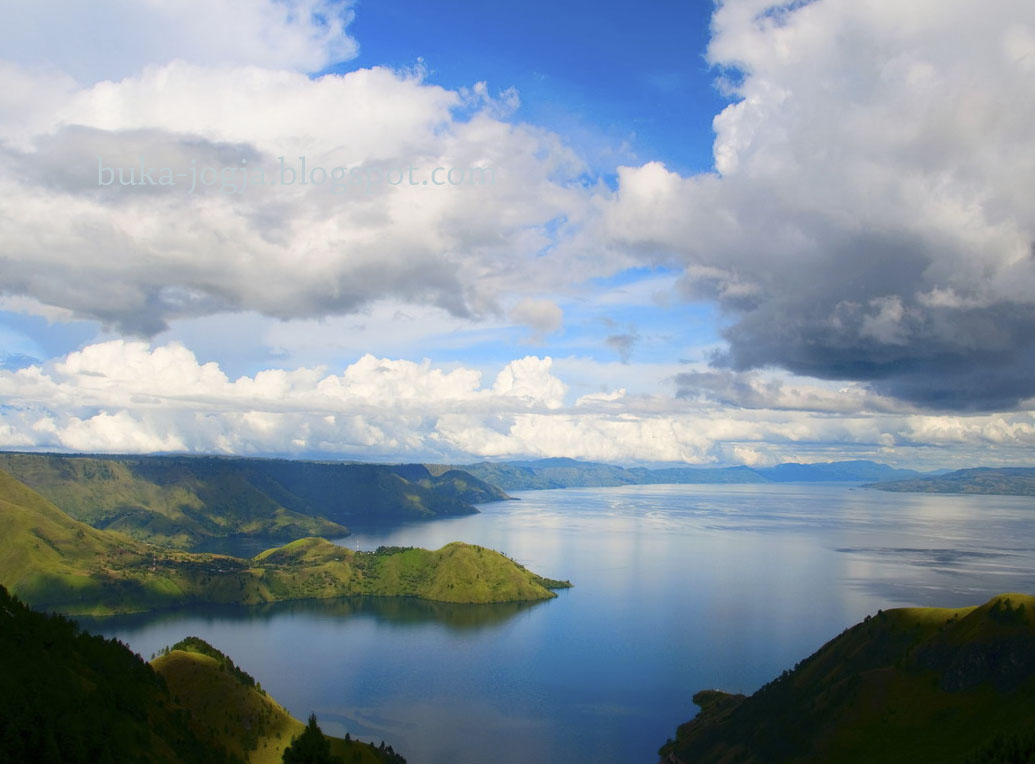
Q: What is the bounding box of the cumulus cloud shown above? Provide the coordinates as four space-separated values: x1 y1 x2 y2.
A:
0 60 601 335
2 340 1034 467
509 298 563 342
601 0 1035 410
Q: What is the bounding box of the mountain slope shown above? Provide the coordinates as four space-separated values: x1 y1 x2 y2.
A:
0 584 404 764
0 469 569 615
659 594 1035 764
755 460 925 482
0 584 237 764
869 467 1035 497
0 453 510 550
152 637 401 764
0 452 347 549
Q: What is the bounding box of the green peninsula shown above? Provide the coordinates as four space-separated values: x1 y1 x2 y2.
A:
659 594 1035 764
0 469 569 615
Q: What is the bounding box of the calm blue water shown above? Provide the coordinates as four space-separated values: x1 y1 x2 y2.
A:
76 484 1035 764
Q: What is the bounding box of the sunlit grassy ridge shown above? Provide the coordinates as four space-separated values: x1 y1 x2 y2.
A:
0 584 237 764
152 638 398 764
0 452 348 548
0 469 569 615
0 583 403 763
659 594 1035 764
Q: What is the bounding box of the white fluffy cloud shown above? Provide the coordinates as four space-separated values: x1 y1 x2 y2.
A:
0 57 603 334
3 340 1035 467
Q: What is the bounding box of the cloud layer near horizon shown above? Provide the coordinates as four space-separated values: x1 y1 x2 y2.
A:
2 340 1034 467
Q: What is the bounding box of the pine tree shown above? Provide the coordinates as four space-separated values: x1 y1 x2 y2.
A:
281 714 343 764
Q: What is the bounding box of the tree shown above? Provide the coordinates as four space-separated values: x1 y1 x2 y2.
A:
282 714 343 764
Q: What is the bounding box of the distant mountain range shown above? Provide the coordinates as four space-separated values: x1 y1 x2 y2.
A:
868 467 1035 497
433 457 932 492
659 594 1035 764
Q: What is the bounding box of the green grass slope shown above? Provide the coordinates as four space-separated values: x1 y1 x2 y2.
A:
0 585 405 764
152 638 401 764
0 469 569 615
659 594 1035 764
0 452 348 549
0 584 238 764
869 467 1035 496
0 453 512 550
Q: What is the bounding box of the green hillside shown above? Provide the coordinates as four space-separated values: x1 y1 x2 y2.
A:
869 467 1035 497
0 452 348 549
659 594 1035 764
0 469 569 615
0 584 237 764
0 453 510 550
152 637 403 764
0 584 405 764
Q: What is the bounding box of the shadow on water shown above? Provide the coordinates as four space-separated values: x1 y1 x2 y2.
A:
75 593 551 635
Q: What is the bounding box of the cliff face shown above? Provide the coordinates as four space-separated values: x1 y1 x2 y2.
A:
659 595 1035 764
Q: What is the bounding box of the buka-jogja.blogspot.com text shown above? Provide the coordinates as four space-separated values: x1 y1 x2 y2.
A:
97 157 497 194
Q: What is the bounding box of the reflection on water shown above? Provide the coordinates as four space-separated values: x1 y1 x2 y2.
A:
77 594 547 636
76 484 1035 764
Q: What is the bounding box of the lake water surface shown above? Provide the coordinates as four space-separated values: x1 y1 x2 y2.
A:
77 484 1035 764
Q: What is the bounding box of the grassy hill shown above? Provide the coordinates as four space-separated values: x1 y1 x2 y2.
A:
0 583 238 764
0 583 404 763
0 453 509 550
869 467 1035 497
152 637 402 764
658 594 1035 764
0 469 569 615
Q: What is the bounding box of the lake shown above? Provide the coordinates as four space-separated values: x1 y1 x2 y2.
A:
76 483 1035 764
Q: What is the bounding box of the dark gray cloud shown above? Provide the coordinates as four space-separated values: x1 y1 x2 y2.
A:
605 332 638 363
606 1 1035 412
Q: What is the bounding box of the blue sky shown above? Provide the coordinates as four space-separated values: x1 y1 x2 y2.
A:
1 0 1033 468
339 0 726 176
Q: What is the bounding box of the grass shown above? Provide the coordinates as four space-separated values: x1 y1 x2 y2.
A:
0 452 348 549
660 594 1035 764
153 638 399 764
0 468 570 615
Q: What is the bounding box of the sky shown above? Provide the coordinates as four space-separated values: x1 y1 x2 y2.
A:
0 0 1034 469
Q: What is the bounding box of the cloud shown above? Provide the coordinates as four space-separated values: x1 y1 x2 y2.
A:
605 332 639 363
0 61 601 335
0 0 358 84
509 298 563 342
674 369 911 414
2 340 1034 467
600 0 1035 410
